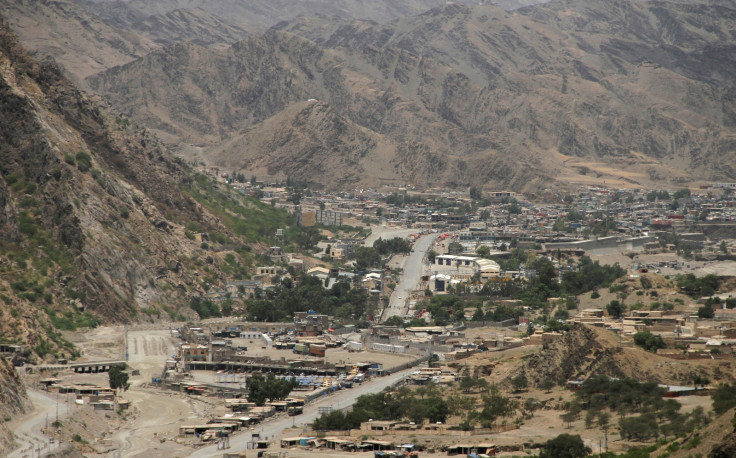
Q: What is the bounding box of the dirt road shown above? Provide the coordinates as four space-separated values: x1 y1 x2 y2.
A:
110 329 198 457
7 390 67 458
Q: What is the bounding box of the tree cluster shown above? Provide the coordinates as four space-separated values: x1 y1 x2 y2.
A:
567 376 708 443
712 383 736 416
633 330 666 352
246 373 298 406
312 387 448 430
677 273 720 298
373 237 412 255
245 274 372 321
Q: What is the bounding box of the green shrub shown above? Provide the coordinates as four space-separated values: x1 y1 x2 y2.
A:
75 151 92 172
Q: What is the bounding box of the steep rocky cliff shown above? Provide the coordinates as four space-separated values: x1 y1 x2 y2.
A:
0 15 289 360
0 357 27 452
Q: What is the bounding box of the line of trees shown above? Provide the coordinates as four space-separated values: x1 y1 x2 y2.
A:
246 373 298 406
312 387 449 430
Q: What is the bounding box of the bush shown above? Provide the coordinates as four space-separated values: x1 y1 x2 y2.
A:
633 330 666 352
712 383 736 416
190 297 221 319
606 300 626 318
540 433 590 458
75 151 92 173
698 305 715 319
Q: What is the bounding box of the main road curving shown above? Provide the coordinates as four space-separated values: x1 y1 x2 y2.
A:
187 367 415 458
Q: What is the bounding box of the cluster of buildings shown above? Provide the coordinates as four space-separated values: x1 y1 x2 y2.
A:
38 378 130 412
568 303 736 356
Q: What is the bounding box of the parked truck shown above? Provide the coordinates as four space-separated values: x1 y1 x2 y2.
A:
308 344 326 357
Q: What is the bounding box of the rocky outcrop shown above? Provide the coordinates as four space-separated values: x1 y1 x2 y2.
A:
520 324 684 387
0 357 28 453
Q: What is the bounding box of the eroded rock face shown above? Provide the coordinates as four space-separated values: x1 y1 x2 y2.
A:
0 17 250 351
0 357 28 453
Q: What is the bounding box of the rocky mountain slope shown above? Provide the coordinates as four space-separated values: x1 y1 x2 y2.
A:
87 31 540 190
518 324 735 387
662 407 736 458
83 0 736 191
0 0 158 82
78 0 546 35
0 15 291 361
73 2 251 48
0 357 27 452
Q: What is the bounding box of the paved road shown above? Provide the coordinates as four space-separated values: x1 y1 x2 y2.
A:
188 367 415 458
382 233 440 321
7 390 67 458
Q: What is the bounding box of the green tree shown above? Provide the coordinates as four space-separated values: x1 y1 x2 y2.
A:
524 398 541 417
477 385 515 425
294 226 321 250
476 245 491 257
247 373 298 406
511 372 528 392
698 304 715 319
712 383 736 415
540 434 590 458
561 403 581 428
383 315 404 327
108 365 130 391
619 413 659 441
598 412 611 452
633 330 666 352
606 300 626 319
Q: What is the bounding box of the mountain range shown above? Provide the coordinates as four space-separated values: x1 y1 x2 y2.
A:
76 0 736 192
2 0 736 192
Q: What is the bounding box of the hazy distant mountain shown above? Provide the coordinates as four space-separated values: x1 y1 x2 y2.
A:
85 0 736 192
73 2 251 47
0 0 157 81
78 0 549 34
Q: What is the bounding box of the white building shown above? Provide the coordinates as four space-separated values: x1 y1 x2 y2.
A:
431 255 500 281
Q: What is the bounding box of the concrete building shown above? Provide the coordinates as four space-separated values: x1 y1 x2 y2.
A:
294 311 330 336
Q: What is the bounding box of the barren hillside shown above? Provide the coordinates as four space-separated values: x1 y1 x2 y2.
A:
518 324 735 387
82 0 736 191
